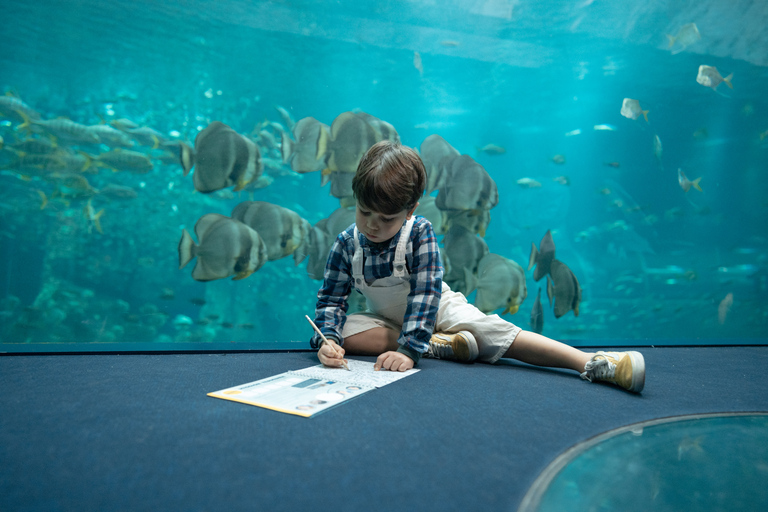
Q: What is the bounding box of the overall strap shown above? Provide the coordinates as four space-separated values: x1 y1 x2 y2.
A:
392 217 415 278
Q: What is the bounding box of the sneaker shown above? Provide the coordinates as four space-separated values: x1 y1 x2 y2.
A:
427 331 479 362
581 351 645 393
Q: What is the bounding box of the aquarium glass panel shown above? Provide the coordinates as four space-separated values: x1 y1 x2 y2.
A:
1 1 766 352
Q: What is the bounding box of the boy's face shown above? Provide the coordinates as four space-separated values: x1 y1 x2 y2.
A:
355 202 418 243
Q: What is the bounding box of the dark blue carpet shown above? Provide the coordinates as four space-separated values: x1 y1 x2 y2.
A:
2 347 767 512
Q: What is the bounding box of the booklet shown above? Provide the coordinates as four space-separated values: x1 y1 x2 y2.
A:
208 359 420 417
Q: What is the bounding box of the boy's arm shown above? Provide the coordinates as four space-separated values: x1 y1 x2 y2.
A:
310 233 353 349
397 219 443 364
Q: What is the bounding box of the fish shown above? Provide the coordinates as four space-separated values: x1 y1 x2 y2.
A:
477 143 506 155
604 162 620 168
305 224 334 280
413 51 423 75
420 134 459 194
516 177 542 188
98 183 138 199
549 259 581 318
122 126 167 148
442 225 489 296
553 176 570 186
414 196 445 234
159 288 175 300
9 137 59 155
18 114 101 146
95 149 153 173
564 129 582 137
435 154 499 213
83 198 104 234
0 93 41 123
551 154 566 164
469 253 527 315
230 201 312 263
157 140 195 176
667 23 701 54
530 287 543 334
620 98 649 122
274 105 295 131
178 213 268 282
192 121 263 193
86 124 134 148
696 65 733 91
593 124 617 131
322 207 357 238
440 40 460 47
440 208 490 237
546 276 554 308
718 292 733 325
280 117 330 174
677 168 702 192
653 134 663 163
315 111 382 174
528 230 556 282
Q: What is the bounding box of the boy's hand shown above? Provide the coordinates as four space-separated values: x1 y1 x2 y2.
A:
374 351 414 372
318 339 347 368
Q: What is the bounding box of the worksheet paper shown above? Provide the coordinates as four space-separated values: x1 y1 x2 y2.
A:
208 359 419 417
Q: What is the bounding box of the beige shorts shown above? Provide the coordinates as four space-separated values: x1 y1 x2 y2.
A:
342 285 520 364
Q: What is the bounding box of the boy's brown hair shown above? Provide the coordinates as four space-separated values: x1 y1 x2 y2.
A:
352 140 426 215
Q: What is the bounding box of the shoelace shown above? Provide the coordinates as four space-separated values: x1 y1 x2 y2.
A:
581 353 617 382
429 337 455 359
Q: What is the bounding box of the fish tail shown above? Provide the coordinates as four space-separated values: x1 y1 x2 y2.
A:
78 150 94 172
179 142 195 176
666 34 675 48
178 229 197 269
280 131 294 164
723 73 734 89
36 190 48 210
150 134 160 149
15 109 33 134
93 209 104 234
528 243 539 271
642 110 649 123
692 177 703 192
315 125 329 161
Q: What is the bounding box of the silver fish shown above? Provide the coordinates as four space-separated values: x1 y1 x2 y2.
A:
231 201 311 263
443 225 489 296
470 253 527 315
281 117 329 174
620 98 648 122
696 65 733 91
96 149 153 173
528 230 556 282
530 287 544 334
316 111 381 173
435 154 498 213
192 121 263 193
549 259 581 318
420 134 459 194
178 213 267 282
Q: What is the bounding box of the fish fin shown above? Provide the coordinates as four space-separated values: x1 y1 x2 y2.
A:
280 131 294 164
93 209 104 234
723 73 734 89
527 243 539 271
178 229 198 269
315 124 329 161
179 142 195 176
151 134 160 149
77 151 94 172
506 304 519 315
642 110 649 123
692 177 702 192
232 270 254 280
666 34 675 48
36 190 48 210
233 178 246 192
15 109 33 134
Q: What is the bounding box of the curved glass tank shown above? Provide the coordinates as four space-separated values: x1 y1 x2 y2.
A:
519 413 768 512
1 1 766 351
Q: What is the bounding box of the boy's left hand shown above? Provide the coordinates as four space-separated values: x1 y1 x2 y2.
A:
374 351 414 372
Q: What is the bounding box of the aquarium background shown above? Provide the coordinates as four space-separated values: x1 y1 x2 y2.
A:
1 0 766 352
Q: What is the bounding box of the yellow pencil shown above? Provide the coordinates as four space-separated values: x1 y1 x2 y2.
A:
305 315 350 371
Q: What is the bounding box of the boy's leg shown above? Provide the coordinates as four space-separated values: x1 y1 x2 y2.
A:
343 327 399 356
503 330 593 373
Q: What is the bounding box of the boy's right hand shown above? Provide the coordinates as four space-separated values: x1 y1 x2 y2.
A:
318 339 347 368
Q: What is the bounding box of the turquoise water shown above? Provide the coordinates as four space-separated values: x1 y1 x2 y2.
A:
1 1 766 349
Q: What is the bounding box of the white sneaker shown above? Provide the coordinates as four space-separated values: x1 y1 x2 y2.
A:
581 351 645 393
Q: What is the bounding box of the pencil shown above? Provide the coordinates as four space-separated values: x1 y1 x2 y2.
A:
305 315 350 371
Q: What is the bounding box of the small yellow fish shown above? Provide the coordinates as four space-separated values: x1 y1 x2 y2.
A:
696 65 733 91
677 168 702 193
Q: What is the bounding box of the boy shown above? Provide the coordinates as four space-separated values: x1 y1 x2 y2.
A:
310 141 645 392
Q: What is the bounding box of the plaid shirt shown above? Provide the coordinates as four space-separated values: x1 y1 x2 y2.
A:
311 215 443 356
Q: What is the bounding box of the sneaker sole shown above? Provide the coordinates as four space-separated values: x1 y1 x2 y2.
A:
626 351 645 393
